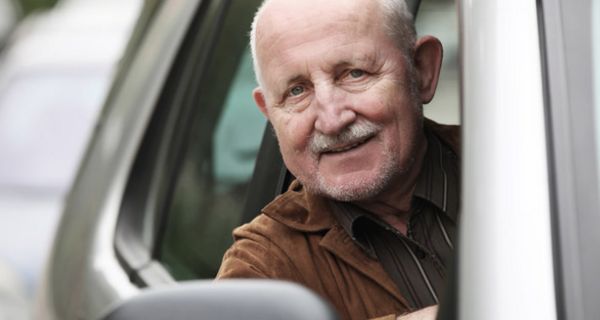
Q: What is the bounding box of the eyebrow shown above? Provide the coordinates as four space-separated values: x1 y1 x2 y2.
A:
351 53 378 66
280 53 378 88
335 53 377 69
285 74 307 87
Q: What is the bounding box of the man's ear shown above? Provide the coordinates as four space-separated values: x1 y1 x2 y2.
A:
253 87 269 118
413 35 443 104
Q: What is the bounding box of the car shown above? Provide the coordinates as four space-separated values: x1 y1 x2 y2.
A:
36 0 600 319
0 0 141 302
0 0 21 49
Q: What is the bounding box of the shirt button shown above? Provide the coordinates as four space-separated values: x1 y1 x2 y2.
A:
415 250 427 259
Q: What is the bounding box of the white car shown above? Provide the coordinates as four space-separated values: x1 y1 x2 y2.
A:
36 0 600 319
0 0 141 299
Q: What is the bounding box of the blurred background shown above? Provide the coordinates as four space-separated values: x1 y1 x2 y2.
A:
0 0 141 318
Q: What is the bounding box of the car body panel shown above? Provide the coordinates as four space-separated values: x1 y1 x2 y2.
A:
35 1 200 319
459 0 557 319
539 0 600 318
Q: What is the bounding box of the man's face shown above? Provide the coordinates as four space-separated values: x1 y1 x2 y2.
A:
253 0 426 201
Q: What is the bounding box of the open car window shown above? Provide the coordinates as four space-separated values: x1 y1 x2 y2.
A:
159 48 265 279
151 0 461 282
149 0 461 282
152 0 264 280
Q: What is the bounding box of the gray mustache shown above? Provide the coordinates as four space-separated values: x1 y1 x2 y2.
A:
309 121 382 154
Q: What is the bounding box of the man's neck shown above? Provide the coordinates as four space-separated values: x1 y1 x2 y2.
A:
355 135 428 235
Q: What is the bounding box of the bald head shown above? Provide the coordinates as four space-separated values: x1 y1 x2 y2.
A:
249 0 416 86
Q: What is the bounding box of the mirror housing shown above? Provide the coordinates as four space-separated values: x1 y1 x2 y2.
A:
102 280 339 320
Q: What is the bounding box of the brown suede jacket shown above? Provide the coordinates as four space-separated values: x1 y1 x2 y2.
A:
216 120 460 320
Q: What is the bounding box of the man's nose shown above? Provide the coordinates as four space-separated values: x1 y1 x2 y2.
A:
313 85 356 135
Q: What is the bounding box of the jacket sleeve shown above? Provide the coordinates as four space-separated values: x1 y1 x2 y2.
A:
217 215 404 320
216 231 271 279
216 216 299 281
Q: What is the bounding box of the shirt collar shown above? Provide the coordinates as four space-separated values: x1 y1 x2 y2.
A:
413 125 460 222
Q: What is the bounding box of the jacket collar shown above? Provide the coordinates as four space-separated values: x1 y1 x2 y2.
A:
413 123 460 222
319 224 411 308
262 186 411 307
261 180 335 232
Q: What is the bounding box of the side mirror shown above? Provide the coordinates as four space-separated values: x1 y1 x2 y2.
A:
101 280 339 320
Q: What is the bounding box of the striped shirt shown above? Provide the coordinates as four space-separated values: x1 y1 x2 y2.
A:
330 127 460 309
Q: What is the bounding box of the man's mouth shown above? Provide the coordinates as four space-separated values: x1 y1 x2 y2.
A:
309 120 382 156
322 136 373 154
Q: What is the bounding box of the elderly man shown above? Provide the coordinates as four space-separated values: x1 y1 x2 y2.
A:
217 0 459 319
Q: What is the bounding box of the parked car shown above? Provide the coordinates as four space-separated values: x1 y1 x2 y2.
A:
36 0 600 319
0 0 141 298
0 0 21 49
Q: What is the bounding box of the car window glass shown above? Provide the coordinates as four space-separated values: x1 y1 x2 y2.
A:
213 51 264 192
158 1 264 280
417 0 459 125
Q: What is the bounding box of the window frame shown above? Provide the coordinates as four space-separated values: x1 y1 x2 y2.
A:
114 0 233 287
113 0 286 286
457 0 557 318
539 0 600 318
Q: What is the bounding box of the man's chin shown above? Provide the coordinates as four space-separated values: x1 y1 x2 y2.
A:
307 176 390 203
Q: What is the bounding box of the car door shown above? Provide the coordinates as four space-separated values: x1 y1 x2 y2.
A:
449 0 600 319
533 0 600 318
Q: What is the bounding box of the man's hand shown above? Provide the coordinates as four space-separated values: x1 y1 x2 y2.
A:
397 305 438 320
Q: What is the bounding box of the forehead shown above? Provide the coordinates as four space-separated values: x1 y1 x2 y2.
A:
255 0 395 82
255 0 386 51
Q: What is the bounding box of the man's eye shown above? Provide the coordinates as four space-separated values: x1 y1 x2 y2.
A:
349 69 365 78
289 86 305 96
